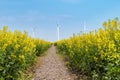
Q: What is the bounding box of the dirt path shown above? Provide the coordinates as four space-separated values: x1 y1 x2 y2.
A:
33 45 76 80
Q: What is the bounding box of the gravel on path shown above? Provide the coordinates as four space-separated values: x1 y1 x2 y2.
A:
33 45 77 80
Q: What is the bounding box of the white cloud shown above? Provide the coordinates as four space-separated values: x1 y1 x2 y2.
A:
58 14 73 18
60 0 81 3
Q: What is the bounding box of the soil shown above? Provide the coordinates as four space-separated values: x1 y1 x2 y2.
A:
33 45 77 80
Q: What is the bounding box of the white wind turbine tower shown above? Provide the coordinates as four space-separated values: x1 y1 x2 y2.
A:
57 23 60 41
32 27 35 38
83 21 86 33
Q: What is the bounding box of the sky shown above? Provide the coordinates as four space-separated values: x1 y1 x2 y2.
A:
0 0 120 42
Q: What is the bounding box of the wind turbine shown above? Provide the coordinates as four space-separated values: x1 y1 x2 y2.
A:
57 22 60 41
32 27 35 38
83 21 86 33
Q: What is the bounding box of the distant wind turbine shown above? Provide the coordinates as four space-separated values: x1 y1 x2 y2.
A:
57 22 60 41
84 21 86 33
32 27 35 38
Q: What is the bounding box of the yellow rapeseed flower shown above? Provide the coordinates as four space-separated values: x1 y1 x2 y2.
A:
19 55 25 60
